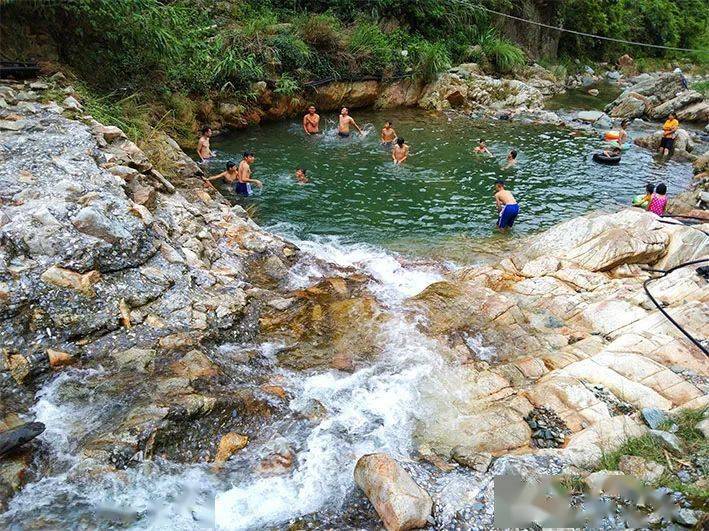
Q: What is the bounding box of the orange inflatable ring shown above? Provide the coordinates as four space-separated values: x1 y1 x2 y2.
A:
604 131 620 141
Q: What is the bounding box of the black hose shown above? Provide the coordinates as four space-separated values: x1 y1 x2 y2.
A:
642 258 709 356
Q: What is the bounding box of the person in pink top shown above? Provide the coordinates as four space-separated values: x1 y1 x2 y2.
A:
647 182 668 216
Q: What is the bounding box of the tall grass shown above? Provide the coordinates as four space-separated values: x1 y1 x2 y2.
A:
413 41 451 82
476 28 526 74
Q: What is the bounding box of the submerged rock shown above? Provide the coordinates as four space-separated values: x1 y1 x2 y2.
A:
0 422 45 456
354 453 433 531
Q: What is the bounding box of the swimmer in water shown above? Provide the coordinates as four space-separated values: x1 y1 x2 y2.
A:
494 179 519 232
295 167 309 184
473 139 492 156
338 107 363 137
380 121 397 148
203 160 238 188
502 150 517 169
392 137 409 165
303 105 320 135
197 126 213 162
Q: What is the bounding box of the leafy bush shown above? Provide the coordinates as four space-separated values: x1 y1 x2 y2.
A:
298 13 343 51
347 21 393 76
412 40 451 82
476 28 526 73
274 74 300 97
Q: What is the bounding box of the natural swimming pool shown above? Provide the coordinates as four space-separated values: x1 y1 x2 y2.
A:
205 108 692 254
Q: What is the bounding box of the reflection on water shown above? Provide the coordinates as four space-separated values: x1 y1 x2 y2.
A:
207 109 691 254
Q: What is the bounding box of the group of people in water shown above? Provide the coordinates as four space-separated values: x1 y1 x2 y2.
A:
196 102 681 232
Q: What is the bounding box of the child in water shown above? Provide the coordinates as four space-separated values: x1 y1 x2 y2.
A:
502 150 517 169
295 167 309 184
647 182 668 216
632 183 654 209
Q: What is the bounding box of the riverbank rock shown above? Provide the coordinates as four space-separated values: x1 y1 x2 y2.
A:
354 453 433 531
634 129 694 155
605 72 708 123
419 72 544 112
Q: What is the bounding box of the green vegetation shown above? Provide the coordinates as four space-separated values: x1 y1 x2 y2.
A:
594 409 708 510
1 0 706 144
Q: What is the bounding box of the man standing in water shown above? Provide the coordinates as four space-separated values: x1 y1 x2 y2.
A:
494 179 519 232
381 121 397 148
235 151 262 196
392 137 409 165
303 105 320 135
338 107 363 137
197 126 213 162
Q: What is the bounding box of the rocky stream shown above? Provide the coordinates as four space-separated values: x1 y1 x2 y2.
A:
0 72 708 530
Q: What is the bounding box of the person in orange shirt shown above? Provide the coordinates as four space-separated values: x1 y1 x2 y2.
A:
659 112 679 157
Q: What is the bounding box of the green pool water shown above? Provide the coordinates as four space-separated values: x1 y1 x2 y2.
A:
206 108 691 254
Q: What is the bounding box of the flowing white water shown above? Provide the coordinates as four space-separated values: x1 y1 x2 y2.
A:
4 230 481 530
214 228 474 529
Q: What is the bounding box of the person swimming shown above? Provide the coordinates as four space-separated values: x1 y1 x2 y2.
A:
494 179 519 231
502 150 517 169
235 151 262 196
295 167 309 184
474 139 492 156
392 137 409 165
203 160 238 188
381 121 397 148
303 105 320 135
338 107 363 137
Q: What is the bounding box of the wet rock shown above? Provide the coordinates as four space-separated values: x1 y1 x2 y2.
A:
641 408 668 430
608 95 646 119
111 347 155 372
648 430 682 453
170 350 219 380
40 266 101 297
354 453 433 531
618 455 664 483
257 442 294 475
588 89 599 97
213 432 248 464
450 447 491 472
0 422 45 456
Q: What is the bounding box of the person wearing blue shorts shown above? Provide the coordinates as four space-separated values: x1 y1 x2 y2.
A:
236 151 262 196
494 179 519 231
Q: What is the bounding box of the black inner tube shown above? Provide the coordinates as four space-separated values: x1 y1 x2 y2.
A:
593 153 621 165
642 258 709 356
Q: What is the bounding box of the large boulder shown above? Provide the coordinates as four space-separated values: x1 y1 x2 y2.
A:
607 95 647 119
375 79 425 109
634 128 694 154
354 453 433 531
419 72 544 111
314 80 380 110
647 90 704 120
676 100 709 123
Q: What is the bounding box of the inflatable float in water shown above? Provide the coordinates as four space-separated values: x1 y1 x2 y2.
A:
592 153 621 165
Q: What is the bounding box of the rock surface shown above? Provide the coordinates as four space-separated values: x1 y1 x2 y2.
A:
605 72 708 123
354 453 433 531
